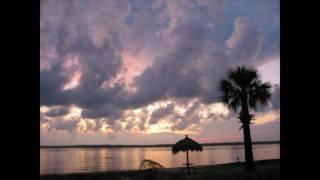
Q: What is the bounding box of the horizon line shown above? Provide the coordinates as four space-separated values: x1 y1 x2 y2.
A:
40 140 280 148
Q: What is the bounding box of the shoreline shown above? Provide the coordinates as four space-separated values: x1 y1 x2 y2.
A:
41 159 280 178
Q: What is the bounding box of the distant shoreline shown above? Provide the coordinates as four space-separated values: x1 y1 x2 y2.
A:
40 140 280 148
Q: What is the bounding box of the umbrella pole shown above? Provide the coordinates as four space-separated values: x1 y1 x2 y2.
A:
186 149 190 175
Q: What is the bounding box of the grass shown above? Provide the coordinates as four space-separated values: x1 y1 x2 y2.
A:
40 159 280 180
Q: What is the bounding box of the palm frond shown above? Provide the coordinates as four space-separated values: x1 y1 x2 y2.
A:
227 65 259 90
248 81 272 108
219 65 273 113
229 98 240 112
219 78 241 112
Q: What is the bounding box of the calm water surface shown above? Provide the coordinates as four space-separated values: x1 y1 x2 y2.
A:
40 144 280 175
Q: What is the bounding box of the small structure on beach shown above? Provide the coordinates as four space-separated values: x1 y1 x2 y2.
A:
172 135 203 175
139 159 164 171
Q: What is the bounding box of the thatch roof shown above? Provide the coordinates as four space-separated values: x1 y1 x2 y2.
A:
172 135 203 154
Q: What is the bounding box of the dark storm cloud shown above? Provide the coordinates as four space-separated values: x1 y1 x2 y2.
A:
40 0 130 120
46 117 81 132
45 106 70 117
171 101 201 130
128 15 263 107
150 103 175 124
54 119 80 131
67 36 124 111
81 104 123 120
40 31 126 119
40 63 73 106
129 22 216 106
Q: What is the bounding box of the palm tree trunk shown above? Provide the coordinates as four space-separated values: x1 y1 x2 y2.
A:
240 95 255 171
242 121 255 170
186 149 190 174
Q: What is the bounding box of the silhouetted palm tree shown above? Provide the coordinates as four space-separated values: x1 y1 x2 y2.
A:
219 65 272 171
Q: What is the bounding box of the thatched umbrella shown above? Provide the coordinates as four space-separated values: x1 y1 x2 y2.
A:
172 135 203 174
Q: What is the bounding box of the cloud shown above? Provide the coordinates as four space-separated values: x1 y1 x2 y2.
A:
171 100 201 130
40 112 49 123
40 63 73 106
45 117 81 132
41 0 276 111
40 0 130 120
254 110 280 125
128 21 226 107
127 15 265 108
80 104 123 120
271 84 280 109
226 17 263 63
44 106 70 117
150 103 175 124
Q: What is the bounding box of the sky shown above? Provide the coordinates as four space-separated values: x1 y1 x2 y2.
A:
40 0 280 146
